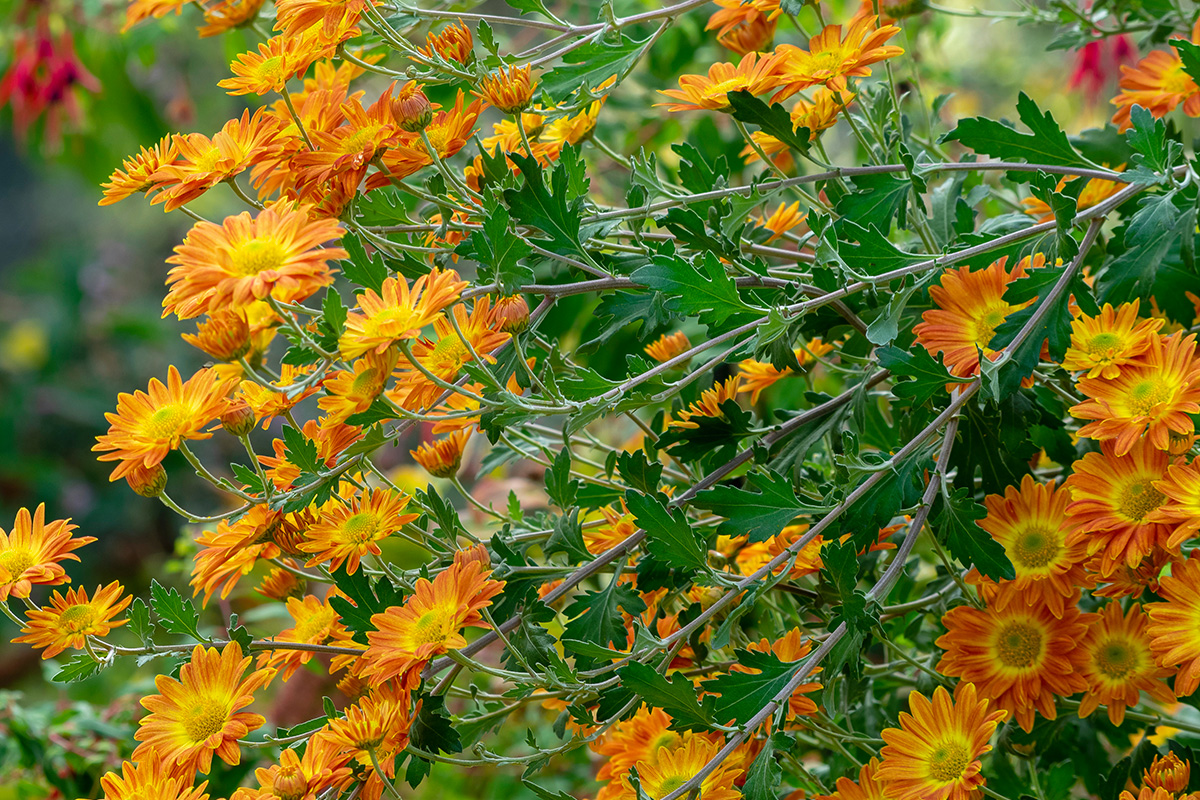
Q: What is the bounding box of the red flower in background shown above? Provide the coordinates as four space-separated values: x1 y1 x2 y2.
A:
1069 35 1137 103
0 17 100 148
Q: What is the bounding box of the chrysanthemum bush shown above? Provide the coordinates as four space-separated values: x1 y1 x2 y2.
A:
8 0 1200 798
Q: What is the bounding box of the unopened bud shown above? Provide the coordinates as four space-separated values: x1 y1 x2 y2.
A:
221 402 257 437
126 462 168 498
392 82 433 132
493 294 530 334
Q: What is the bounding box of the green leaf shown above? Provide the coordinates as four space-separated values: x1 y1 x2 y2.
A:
457 204 534 293
341 233 389 295
631 253 757 325
410 694 463 755
149 580 204 641
949 394 1039 493
546 447 580 509
580 291 673 352
1124 105 1181 186
616 450 663 494
504 150 589 261
877 345 957 405
625 490 708 572
1176 39 1200 86
329 568 403 643
545 509 591 563
562 571 647 654
539 34 646 101
522 781 578 800
835 172 911 233
1100 191 1197 305
282 424 322 475
743 738 782 800
702 650 803 726
52 654 104 684
727 90 811 155
693 469 819 543
656 399 755 463
942 92 1090 168
620 661 715 731
128 597 154 646
933 487 1015 581
822 218 920 277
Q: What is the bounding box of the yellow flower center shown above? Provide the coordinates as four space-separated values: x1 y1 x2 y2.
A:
182 697 230 743
411 608 451 647
193 145 225 174
1117 480 1164 523
141 403 191 441
1127 378 1172 415
56 603 99 634
926 740 971 783
293 606 338 643
425 125 450 156
1085 332 1124 358
1095 637 1138 680
648 731 680 757
804 48 850 77
350 366 383 397
652 775 689 797
340 512 383 544
971 305 1011 349
429 334 470 371
229 238 288 277
995 620 1044 669
701 76 750 99
253 55 285 85
0 549 35 579
1160 62 1195 96
1011 525 1059 570
340 125 384 156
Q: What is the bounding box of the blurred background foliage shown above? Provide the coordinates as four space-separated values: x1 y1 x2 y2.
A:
0 0 1181 796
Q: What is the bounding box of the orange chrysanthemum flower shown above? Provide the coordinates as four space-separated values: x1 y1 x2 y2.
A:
717 10 775 55
163 204 345 319
671 375 744 429
758 200 807 242
411 429 470 479
913 254 1036 382
1064 439 1173 576
815 758 887 800
237 364 322 431
1146 557 1200 696
1075 600 1174 725
1061 300 1164 379
0 504 93 601
625 737 742 800
740 628 821 719
935 585 1092 732
101 751 210 800
219 36 308 97
94 366 233 482
969 475 1089 618
1144 752 1192 793
773 15 903 100
315 685 412 800
1111 23 1200 131
133 642 275 775
591 706 699 799
1088 546 1176 600
12 581 131 659
294 86 402 189
256 565 306 601
257 594 357 681
301 488 418 574
418 20 474 66
475 63 536 115
123 0 196 31
149 109 280 211
197 0 268 37
656 51 785 112
743 86 851 164
1152 457 1200 548
706 0 782 39
1071 332 1200 456
100 135 177 206
318 349 399 426
274 0 376 39
231 745 352 800
339 269 468 359
395 298 511 411
363 557 504 687
182 308 254 362
1021 171 1127 223
877 682 1006 800
644 331 692 364
584 503 638 556
190 505 310 603
738 339 834 403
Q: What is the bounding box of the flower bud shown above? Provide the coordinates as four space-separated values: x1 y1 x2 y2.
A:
412 430 469 479
420 20 474 67
1145 752 1191 793
126 462 168 498
181 309 251 362
493 294 530 334
475 64 536 115
392 82 433 132
1168 430 1195 456
221 401 257 437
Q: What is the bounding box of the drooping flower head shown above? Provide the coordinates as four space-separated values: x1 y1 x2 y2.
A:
913 254 1037 382
970 475 1089 618
133 642 276 775
315 683 414 800
644 331 692 364
100 135 178 206
363 555 505 688
411 429 470 479
656 51 785 112
1061 300 1163 379
1064 439 1173 575
164 204 346 319
339 269 468 359
1071 332 1200 456
12 581 131 659
0 504 94 601
738 338 833 403
671 375 743 429
94 366 233 482
877 682 1006 800
301 487 419 574
1075 600 1174 725
935 584 1092 732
